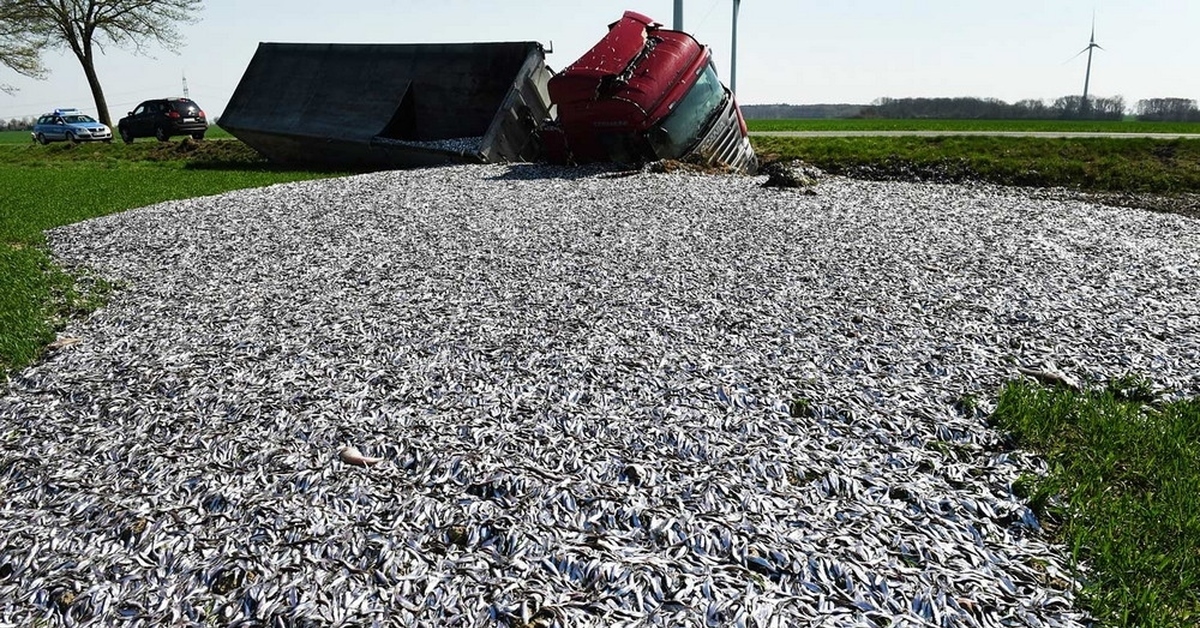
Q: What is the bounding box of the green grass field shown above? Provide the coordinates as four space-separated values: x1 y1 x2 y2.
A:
747 118 1200 134
753 135 1200 195
993 379 1200 626
0 125 235 144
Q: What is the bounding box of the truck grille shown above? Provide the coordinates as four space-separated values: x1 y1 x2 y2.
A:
692 98 757 174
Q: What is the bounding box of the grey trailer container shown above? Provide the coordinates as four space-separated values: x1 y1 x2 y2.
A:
219 42 553 170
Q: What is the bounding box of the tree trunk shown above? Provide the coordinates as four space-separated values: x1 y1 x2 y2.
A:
78 51 110 127
57 8 111 127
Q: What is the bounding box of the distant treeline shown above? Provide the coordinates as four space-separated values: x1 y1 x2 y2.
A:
740 104 865 119
1136 98 1200 122
1 116 35 131
742 96 1200 122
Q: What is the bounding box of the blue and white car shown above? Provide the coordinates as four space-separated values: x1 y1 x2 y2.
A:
31 108 113 144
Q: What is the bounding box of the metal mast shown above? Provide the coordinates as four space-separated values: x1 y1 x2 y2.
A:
731 0 741 94
1077 16 1103 115
674 0 683 30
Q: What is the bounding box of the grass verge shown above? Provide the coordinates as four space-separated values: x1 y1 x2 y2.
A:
747 119 1200 134
751 135 1200 195
991 377 1200 626
0 126 235 144
0 138 337 378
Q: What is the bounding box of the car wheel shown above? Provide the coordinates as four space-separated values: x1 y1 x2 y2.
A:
67 132 80 144
35 133 49 145
119 128 133 144
155 126 169 142
191 132 205 141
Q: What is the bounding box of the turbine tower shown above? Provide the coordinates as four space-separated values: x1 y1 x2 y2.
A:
1073 16 1103 115
674 0 683 30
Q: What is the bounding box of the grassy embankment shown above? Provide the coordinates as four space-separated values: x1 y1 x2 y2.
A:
746 118 1200 134
2 125 1198 625
991 379 1200 626
0 137 334 375
0 126 236 144
753 134 1200 195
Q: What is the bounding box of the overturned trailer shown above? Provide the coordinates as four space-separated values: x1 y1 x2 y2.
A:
219 42 552 170
220 11 755 173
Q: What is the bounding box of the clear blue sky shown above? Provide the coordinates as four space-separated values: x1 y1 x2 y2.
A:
2 0 1197 121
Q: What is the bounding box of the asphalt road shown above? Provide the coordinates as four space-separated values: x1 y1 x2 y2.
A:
751 130 1200 139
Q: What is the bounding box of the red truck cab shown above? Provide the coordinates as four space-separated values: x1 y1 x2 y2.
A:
543 11 756 173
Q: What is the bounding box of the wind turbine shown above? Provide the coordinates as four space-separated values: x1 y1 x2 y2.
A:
1071 15 1104 115
674 0 683 30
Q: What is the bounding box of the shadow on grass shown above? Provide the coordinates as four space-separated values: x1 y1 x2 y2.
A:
181 160 348 174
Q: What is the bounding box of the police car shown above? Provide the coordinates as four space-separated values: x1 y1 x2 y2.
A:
31 108 113 144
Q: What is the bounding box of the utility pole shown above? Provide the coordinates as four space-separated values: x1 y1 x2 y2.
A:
674 0 683 31
182 71 190 98
731 0 741 94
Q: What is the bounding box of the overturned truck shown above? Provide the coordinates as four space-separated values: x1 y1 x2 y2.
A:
220 11 755 173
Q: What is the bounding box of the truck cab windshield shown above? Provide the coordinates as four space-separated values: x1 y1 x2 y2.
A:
646 63 726 159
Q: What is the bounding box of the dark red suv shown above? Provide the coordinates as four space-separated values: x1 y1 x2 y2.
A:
117 98 208 143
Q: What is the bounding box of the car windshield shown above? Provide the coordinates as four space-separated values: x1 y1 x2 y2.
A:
63 115 95 124
645 63 727 159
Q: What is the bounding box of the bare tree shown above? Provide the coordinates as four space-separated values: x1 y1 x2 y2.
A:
0 1 48 93
1089 95 1126 120
1137 97 1200 122
10 0 202 125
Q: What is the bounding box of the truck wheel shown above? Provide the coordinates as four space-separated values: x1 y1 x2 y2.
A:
120 128 133 144
155 126 169 142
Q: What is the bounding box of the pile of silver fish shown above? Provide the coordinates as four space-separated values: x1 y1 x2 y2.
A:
2 164 1198 627
372 136 484 156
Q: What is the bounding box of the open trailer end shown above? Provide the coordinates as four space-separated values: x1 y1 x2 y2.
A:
219 11 755 174
218 41 553 170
